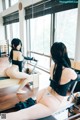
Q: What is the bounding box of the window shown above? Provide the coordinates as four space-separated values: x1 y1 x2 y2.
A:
6 24 11 44
30 15 51 55
5 22 20 54
6 24 11 54
31 53 50 70
55 8 78 59
5 0 9 9
12 22 20 38
25 0 77 70
27 15 51 70
10 0 18 6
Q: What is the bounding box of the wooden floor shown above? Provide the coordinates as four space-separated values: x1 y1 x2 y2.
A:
0 85 38 113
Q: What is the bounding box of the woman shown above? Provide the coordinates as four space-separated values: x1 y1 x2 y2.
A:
10 38 34 72
6 38 34 93
7 42 77 120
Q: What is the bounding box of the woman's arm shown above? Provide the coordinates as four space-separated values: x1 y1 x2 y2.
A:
24 56 33 60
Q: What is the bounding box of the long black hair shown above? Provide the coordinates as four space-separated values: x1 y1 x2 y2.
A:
10 38 22 60
51 42 71 83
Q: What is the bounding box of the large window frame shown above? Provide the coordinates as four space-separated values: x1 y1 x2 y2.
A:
4 22 20 55
25 0 78 71
54 8 78 59
3 0 78 71
26 14 52 71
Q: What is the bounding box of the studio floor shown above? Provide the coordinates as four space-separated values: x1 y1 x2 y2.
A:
0 85 38 113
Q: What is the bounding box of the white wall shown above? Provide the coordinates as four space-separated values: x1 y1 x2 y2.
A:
19 0 42 8
1 3 18 16
75 2 80 61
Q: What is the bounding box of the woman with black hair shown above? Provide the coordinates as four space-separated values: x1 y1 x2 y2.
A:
9 38 34 72
7 42 77 120
6 38 34 93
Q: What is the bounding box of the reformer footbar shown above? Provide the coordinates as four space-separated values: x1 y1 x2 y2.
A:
67 74 80 112
67 81 78 101
53 74 80 120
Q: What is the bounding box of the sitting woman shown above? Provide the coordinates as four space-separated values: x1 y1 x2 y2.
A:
9 38 34 72
6 42 77 120
6 38 34 93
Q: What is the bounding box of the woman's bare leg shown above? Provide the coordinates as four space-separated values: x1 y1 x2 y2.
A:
17 79 29 93
5 65 32 93
7 103 52 120
5 65 30 79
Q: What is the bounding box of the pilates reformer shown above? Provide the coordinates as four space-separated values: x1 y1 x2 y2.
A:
52 74 80 120
23 58 39 88
39 70 80 120
3 74 80 120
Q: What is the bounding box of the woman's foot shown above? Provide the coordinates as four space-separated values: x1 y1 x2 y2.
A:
17 89 27 94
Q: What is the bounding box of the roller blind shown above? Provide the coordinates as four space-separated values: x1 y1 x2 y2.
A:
25 0 78 20
3 11 19 25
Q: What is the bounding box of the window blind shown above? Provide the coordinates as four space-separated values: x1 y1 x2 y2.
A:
25 0 78 20
3 11 19 25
